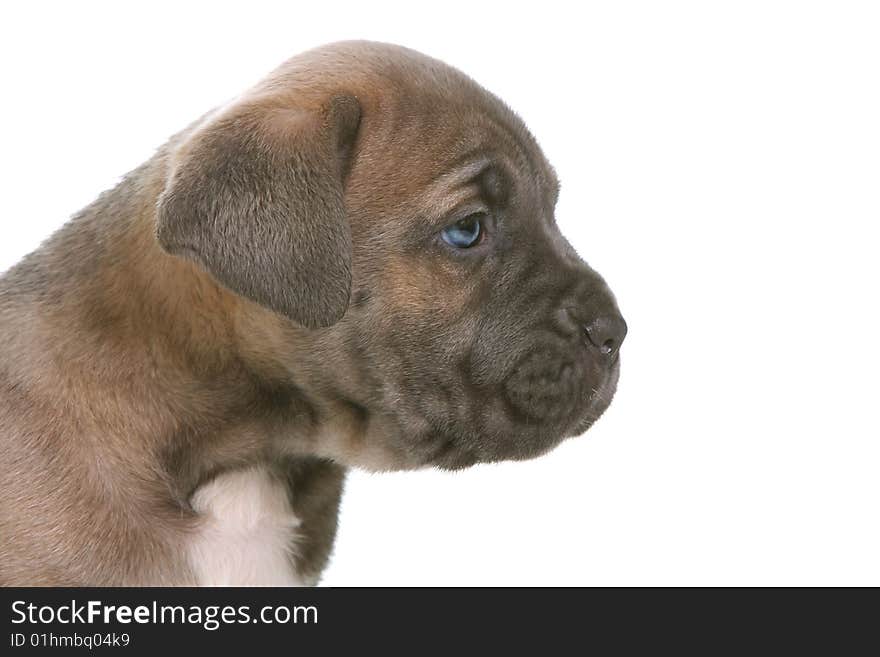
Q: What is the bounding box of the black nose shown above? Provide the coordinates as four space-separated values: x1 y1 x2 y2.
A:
584 315 627 359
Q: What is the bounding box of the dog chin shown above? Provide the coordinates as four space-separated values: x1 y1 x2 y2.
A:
429 448 481 472
429 433 565 471
318 359 620 474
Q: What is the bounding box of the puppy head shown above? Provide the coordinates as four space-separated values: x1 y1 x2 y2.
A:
157 42 626 471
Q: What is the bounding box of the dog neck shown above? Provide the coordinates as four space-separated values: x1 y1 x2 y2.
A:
1 150 335 504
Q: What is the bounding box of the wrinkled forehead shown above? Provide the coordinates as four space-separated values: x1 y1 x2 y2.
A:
348 72 559 223
262 42 560 223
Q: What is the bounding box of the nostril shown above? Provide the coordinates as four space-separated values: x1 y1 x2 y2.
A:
584 315 627 359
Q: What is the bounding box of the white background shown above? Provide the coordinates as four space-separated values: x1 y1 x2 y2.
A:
1 1 878 585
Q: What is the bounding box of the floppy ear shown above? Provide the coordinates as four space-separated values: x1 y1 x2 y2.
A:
156 94 361 329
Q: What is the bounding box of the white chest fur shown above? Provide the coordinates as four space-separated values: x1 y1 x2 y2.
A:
187 465 304 586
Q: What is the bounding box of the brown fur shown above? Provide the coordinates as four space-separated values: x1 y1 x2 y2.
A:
0 41 625 585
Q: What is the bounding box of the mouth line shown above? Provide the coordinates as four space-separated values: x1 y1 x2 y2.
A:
396 353 620 468
502 366 613 424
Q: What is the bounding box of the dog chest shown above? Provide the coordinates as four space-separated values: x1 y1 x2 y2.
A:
186 465 305 586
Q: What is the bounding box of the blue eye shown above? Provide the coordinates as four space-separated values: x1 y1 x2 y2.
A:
441 213 485 249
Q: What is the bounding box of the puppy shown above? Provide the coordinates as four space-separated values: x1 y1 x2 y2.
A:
0 41 626 585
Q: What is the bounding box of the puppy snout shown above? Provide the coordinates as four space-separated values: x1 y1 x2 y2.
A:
584 314 627 360
558 304 627 362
